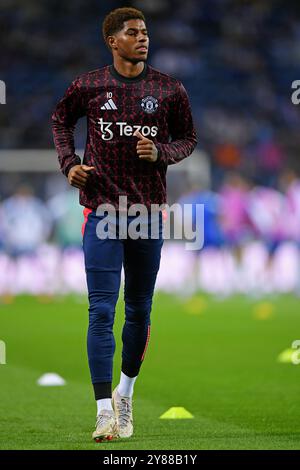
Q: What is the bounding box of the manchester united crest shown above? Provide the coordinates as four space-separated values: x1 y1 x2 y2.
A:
141 96 159 114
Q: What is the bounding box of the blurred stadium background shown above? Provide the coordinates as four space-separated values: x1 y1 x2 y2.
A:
1 0 300 297
1 0 300 450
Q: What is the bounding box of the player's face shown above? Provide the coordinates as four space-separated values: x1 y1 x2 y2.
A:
111 19 149 63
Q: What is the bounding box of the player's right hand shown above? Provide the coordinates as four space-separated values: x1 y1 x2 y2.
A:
68 165 95 189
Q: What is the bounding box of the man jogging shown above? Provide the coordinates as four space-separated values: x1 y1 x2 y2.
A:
52 6 197 442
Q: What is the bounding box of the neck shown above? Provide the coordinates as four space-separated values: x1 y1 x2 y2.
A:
112 57 145 78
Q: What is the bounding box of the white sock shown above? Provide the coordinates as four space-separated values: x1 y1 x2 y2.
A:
117 371 138 398
97 398 113 415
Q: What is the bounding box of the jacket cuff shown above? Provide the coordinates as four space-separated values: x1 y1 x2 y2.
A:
155 144 167 166
62 155 81 177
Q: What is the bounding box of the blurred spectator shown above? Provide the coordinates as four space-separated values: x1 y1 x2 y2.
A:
246 185 286 252
279 168 300 242
219 172 252 247
0 186 52 256
177 183 224 250
212 143 242 187
255 129 286 186
47 189 84 247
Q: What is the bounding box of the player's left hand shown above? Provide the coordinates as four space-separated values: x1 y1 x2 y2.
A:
134 130 158 163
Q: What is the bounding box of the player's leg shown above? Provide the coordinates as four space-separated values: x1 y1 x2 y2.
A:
112 213 164 437
83 210 123 440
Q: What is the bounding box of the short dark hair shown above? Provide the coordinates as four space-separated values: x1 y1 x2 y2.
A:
102 7 146 49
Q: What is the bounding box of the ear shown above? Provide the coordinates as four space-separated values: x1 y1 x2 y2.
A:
108 36 117 50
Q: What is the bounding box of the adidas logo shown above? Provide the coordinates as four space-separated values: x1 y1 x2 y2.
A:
101 98 117 110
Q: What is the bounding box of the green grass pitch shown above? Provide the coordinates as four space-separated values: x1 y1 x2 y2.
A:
0 293 300 450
